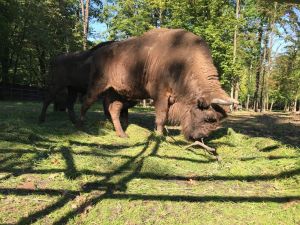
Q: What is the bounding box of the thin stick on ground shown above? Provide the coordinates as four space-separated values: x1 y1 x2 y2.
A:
185 139 221 161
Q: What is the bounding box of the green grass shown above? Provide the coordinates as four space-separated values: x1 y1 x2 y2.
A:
0 101 299 225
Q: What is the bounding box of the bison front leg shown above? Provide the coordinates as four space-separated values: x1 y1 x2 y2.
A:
154 96 169 135
120 108 129 130
103 95 112 121
66 87 78 124
109 101 128 138
78 82 106 128
78 93 98 128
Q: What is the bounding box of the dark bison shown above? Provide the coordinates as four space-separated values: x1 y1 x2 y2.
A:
39 41 136 137
79 28 237 140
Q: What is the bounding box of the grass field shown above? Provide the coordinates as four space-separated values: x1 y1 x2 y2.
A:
0 101 299 225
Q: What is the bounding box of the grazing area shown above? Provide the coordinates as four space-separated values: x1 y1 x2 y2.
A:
0 101 299 224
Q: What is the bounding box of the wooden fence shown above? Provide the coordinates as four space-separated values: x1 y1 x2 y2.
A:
0 84 45 101
0 85 153 107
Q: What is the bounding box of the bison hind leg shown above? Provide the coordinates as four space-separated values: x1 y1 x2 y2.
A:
154 96 170 135
66 88 78 124
109 101 128 138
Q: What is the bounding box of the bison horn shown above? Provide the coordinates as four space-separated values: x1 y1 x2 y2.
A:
211 98 238 105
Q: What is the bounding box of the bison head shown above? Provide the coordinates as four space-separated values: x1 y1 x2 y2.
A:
168 96 236 140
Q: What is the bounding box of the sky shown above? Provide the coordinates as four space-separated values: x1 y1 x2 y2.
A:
89 21 107 42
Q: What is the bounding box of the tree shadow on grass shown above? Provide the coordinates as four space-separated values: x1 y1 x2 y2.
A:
0 148 51 172
69 140 145 152
0 132 296 225
240 155 300 162
259 145 281 152
0 128 57 147
137 167 300 182
224 113 300 149
152 155 216 164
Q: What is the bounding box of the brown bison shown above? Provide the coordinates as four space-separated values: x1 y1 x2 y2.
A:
102 88 137 137
39 41 136 137
79 28 237 141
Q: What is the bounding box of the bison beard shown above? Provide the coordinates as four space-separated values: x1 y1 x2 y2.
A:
79 28 237 145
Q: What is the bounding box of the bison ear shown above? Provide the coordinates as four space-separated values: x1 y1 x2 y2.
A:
211 98 239 105
198 97 210 110
168 95 176 105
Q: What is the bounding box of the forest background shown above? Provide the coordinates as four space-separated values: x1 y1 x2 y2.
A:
0 0 299 112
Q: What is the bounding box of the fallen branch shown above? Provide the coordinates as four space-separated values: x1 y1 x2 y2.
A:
185 139 221 161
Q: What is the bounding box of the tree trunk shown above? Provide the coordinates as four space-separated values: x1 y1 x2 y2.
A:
259 24 270 113
293 97 297 112
265 2 277 113
259 69 265 112
234 82 239 103
38 50 46 85
246 94 250 111
159 7 163 27
12 55 19 84
284 102 288 112
270 100 274 112
80 0 90 50
266 93 269 111
231 0 240 111
230 86 234 111
254 24 264 112
11 21 27 85
1 45 10 84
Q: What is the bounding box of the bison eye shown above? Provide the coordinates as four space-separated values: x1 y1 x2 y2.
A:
204 117 217 123
198 98 209 110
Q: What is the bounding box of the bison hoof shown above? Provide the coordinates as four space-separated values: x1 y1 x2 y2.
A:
118 133 129 138
154 130 165 137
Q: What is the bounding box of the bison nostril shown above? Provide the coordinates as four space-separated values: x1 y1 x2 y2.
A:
205 118 216 123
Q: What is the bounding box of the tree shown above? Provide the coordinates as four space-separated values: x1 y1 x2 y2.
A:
80 0 91 50
0 0 83 87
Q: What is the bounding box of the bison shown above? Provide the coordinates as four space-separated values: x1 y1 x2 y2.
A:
102 88 137 137
39 41 137 137
78 28 237 141
38 42 113 124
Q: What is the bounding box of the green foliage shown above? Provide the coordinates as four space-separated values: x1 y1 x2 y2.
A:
0 0 299 110
0 0 83 86
272 51 300 103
